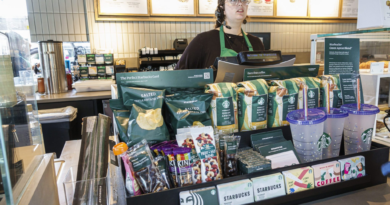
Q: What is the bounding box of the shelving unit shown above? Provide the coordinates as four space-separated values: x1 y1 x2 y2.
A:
138 50 183 71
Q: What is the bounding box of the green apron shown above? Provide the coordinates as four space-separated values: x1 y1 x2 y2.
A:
219 26 254 57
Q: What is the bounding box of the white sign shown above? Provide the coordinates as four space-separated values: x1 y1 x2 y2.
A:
370 62 385 74
198 0 218 14
151 0 195 15
248 0 274 16
99 0 148 15
310 0 340 17
341 0 358 18
277 0 308 17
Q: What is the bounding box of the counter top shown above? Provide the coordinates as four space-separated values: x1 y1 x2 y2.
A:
30 89 111 103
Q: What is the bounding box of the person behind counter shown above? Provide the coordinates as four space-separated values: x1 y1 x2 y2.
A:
175 0 265 70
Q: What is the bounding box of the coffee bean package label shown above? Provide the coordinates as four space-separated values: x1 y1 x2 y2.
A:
251 173 286 201
312 161 341 187
191 126 223 182
176 133 202 184
127 139 168 194
216 179 254 205
290 77 321 109
180 186 219 205
268 80 299 128
320 75 342 108
237 79 269 132
205 83 238 134
338 156 365 181
283 167 314 195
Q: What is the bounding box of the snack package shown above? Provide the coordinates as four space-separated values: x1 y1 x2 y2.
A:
113 110 131 145
165 93 213 134
282 167 314 194
223 136 241 178
237 79 269 132
251 173 286 201
205 83 238 134
176 132 202 184
268 80 299 128
191 126 223 182
216 133 233 177
154 156 173 189
121 155 142 197
290 77 321 109
175 149 193 187
127 139 168 194
320 75 342 108
338 156 365 181
165 148 180 188
121 86 169 146
312 161 341 187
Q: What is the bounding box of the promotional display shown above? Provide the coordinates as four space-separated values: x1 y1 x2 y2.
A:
283 167 315 194
252 173 286 201
312 161 341 187
339 156 366 181
180 186 219 205
216 179 254 205
258 141 300 169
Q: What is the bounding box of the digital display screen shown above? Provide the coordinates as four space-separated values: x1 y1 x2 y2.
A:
246 53 280 61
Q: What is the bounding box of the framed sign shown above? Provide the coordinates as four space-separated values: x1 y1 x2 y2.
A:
97 0 149 16
341 0 358 18
309 0 340 18
276 0 308 17
198 0 218 16
247 0 274 17
151 0 196 16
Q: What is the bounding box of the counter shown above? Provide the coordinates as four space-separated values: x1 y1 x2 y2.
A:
28 90 111 103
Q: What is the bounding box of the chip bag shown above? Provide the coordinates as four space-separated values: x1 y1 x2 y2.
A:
237 79 269 132
165 93 213 134
268 79 299 128
205 83 238 134
290 77 321 109
320 75 342 108
113 110 131 144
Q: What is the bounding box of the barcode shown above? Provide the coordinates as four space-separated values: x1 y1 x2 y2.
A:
204 72 210 79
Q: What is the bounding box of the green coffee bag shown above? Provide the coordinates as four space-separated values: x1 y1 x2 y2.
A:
237 79 269 132
290 77 321 109
113 110 130 144
320 75 342 108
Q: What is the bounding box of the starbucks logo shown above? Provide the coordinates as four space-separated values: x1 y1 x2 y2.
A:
222 100 230 109
258 97 265 105
338 92 342 99
288 96 295 104
361 128 373 144
317 133 332 151
308 90 315 98
211 190 216 195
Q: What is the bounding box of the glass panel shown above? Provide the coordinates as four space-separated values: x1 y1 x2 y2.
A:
317 28 390 38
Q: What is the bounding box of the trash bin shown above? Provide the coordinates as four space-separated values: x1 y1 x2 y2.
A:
38 106 77 157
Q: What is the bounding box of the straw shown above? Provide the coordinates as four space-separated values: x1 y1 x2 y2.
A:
326 77 331 114
303 84 308 118
357 77 361 111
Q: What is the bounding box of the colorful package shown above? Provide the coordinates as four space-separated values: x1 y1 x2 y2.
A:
175 149 193 187
282 167 314 194
290 77 321 109
237 79 269 132
176 132 202 184
180 186 219 205
217 179 254 205
312 161 341 187
339 156 366 181
121 155 142 197
165 149 179 188
251 173 286 201
154 156 173 189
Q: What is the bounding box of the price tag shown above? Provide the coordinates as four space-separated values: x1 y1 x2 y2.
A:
370 62 384 74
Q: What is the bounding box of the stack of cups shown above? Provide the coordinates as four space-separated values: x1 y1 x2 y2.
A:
287 109 327 163
341 104 380 155
316 107 349 159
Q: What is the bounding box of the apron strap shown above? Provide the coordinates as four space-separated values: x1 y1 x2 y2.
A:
220 26 254 52
242 29 254 51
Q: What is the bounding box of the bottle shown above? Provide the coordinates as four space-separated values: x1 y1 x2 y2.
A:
27 104 42 145
66 72 73 91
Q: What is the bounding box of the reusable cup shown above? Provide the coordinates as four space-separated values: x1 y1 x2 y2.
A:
341 104 379 155
317 107 349 159
287 109 327 163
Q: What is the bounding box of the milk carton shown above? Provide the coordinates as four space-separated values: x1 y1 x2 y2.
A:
217 179 254 205
251 173 286 201
338 156 366 181
282 167 314 194
312 161 341 187
180 186 219 205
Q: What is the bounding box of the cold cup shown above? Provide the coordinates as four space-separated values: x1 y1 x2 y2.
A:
287 109 327 163
317 107 349 159
341 104 379 155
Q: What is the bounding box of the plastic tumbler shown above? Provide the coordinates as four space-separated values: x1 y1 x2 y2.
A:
317 107 349 159
341 104 379 155
287 109 327 163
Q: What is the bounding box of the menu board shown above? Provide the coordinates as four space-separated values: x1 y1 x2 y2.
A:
151 0 195 16
309 0 340 17
99 0 149 15
341 0 358 18
198 0 218 15
248 0 274 16
276 0 308 17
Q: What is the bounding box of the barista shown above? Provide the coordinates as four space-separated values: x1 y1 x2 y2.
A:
175 0 264 70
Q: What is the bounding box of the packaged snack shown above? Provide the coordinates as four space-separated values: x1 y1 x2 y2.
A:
338 156 365 181
237 79 269 132
180 186 219 205
127 139 168 194
223 136 241 177
320 75 342 108
191 126 223 182
282 167 314 194
121 86 169 146
290 77 321 109
237 149 271 175
205 83 238 134
176 132 202 184
121 155 142 197
312 161 341 187
165 93 213 134
175 149 193 187
165 148 179 188
112 110 131 145
251 173 286 201
154 156 173 189
216 133 234 177
268 80 299 128
216 179 254 205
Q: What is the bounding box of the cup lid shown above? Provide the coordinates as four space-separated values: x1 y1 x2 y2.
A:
286 109 327 125
340 104 380 115
317 107 349 119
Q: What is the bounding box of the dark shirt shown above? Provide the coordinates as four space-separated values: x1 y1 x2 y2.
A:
175 29 265 70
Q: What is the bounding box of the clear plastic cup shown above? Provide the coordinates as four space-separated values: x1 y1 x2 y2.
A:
317 107 348 159
287 109 327 163
341 104 379 155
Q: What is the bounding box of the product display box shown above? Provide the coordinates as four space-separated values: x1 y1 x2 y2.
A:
217 179 254 205
312 161 341 187
339 156 366 181
251 173 286 201
283 167 314 194
259 141 300 169
250 129 286 150
179 186 219 205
